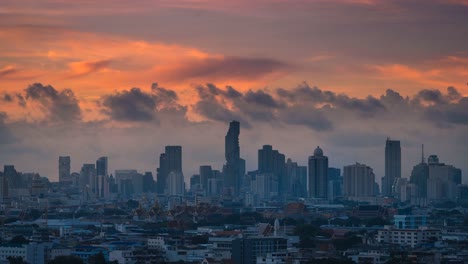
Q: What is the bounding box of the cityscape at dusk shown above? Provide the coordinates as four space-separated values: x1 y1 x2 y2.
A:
1 0 468 263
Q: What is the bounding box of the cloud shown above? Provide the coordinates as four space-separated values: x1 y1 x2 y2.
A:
158 56 290 82
100 85 187 123
0 65 17 78
68 59 111 78
24 83 82 122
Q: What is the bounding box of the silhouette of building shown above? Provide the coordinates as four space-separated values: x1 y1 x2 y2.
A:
382 138 401 197
426 155 461 201
285 159 307 198
258 145 285 197
157 146 183 195
167 171 184 196
328 167 342 201
410 145 429 201
199 165 213 192
58 156 71 183
343 163 375 199
96 157 108 177
224 121 242 196
308 146 328 199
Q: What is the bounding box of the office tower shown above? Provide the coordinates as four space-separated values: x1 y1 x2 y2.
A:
308 146 328 199
328 167 343 201
142 172 155 192
284 159 307 198
115 169 143 197
79 164 96 191
382 138 401 197
167 171 184 196
343 163 375 198
410 145 429 200
0 172 8 202
96 157 108 176
258 145 285 196
224 120 241 196
426 155 462 201
59 156 71 183
250 173 276 199
199 165 213 190
3 165 18 190
156 146 183 194
96 174 109 199
190 174 201 192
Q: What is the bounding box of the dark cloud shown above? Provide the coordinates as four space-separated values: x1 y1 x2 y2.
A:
101 86 187 123
25 83 81 122
101 88 157 122
163 56 289 81
2 93 13 102
244 90 284 108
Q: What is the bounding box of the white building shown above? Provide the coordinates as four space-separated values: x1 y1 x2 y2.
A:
0 243 48 264
376 225 441 247
343 163 375 200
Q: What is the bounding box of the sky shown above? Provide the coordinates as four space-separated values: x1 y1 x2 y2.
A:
0 0 467 183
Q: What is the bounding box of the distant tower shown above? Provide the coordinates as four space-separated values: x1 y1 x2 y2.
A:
59 156 71 183
157 146 183 194
382 138 401 197
308 146 328 199
96 157 108 176
224 121 241 196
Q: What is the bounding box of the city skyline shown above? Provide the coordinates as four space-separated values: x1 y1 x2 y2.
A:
0 0 467 183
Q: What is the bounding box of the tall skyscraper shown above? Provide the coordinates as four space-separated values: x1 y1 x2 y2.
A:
96 157 108 176
224 121 241 196
382 138 401 197
199 165 213 190
79 164 96 199
59 156 71 183
426 155 462 201
343 163 375 198
410 145 429 200
308 146 328 199
285 159 307 198
258 145 285 197
157 146 183 194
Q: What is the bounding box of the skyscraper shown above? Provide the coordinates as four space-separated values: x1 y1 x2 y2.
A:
258 145 285 197
96 157 108 176
59 156 71 183
382 138 401 197
157 146 183 194
199 165 213 190
308 146 328 199
224 120 241 196
343 163 375 198
410 145 429 200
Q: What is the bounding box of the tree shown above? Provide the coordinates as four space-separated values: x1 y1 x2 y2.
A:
10 235 29 244
48 256 84 264
7 256 28 264
88 252 106 264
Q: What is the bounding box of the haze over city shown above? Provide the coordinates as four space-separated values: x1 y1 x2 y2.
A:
1 0 467 182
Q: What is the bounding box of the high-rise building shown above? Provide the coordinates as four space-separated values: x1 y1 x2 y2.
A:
0 172 8 202
258 145 285 197
328 167 343 201
167 171 184 196
96 157 108 176
224 121 241 196
3 165 18 190
343 163 375 198
410 145 429 200
285 159 308 198
156 146 183 194
199 165 213 191
142 172 155 193
382 138 401 197
80 164 97 200
59 156 71 183
426 155 461 201
308 146 328 199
